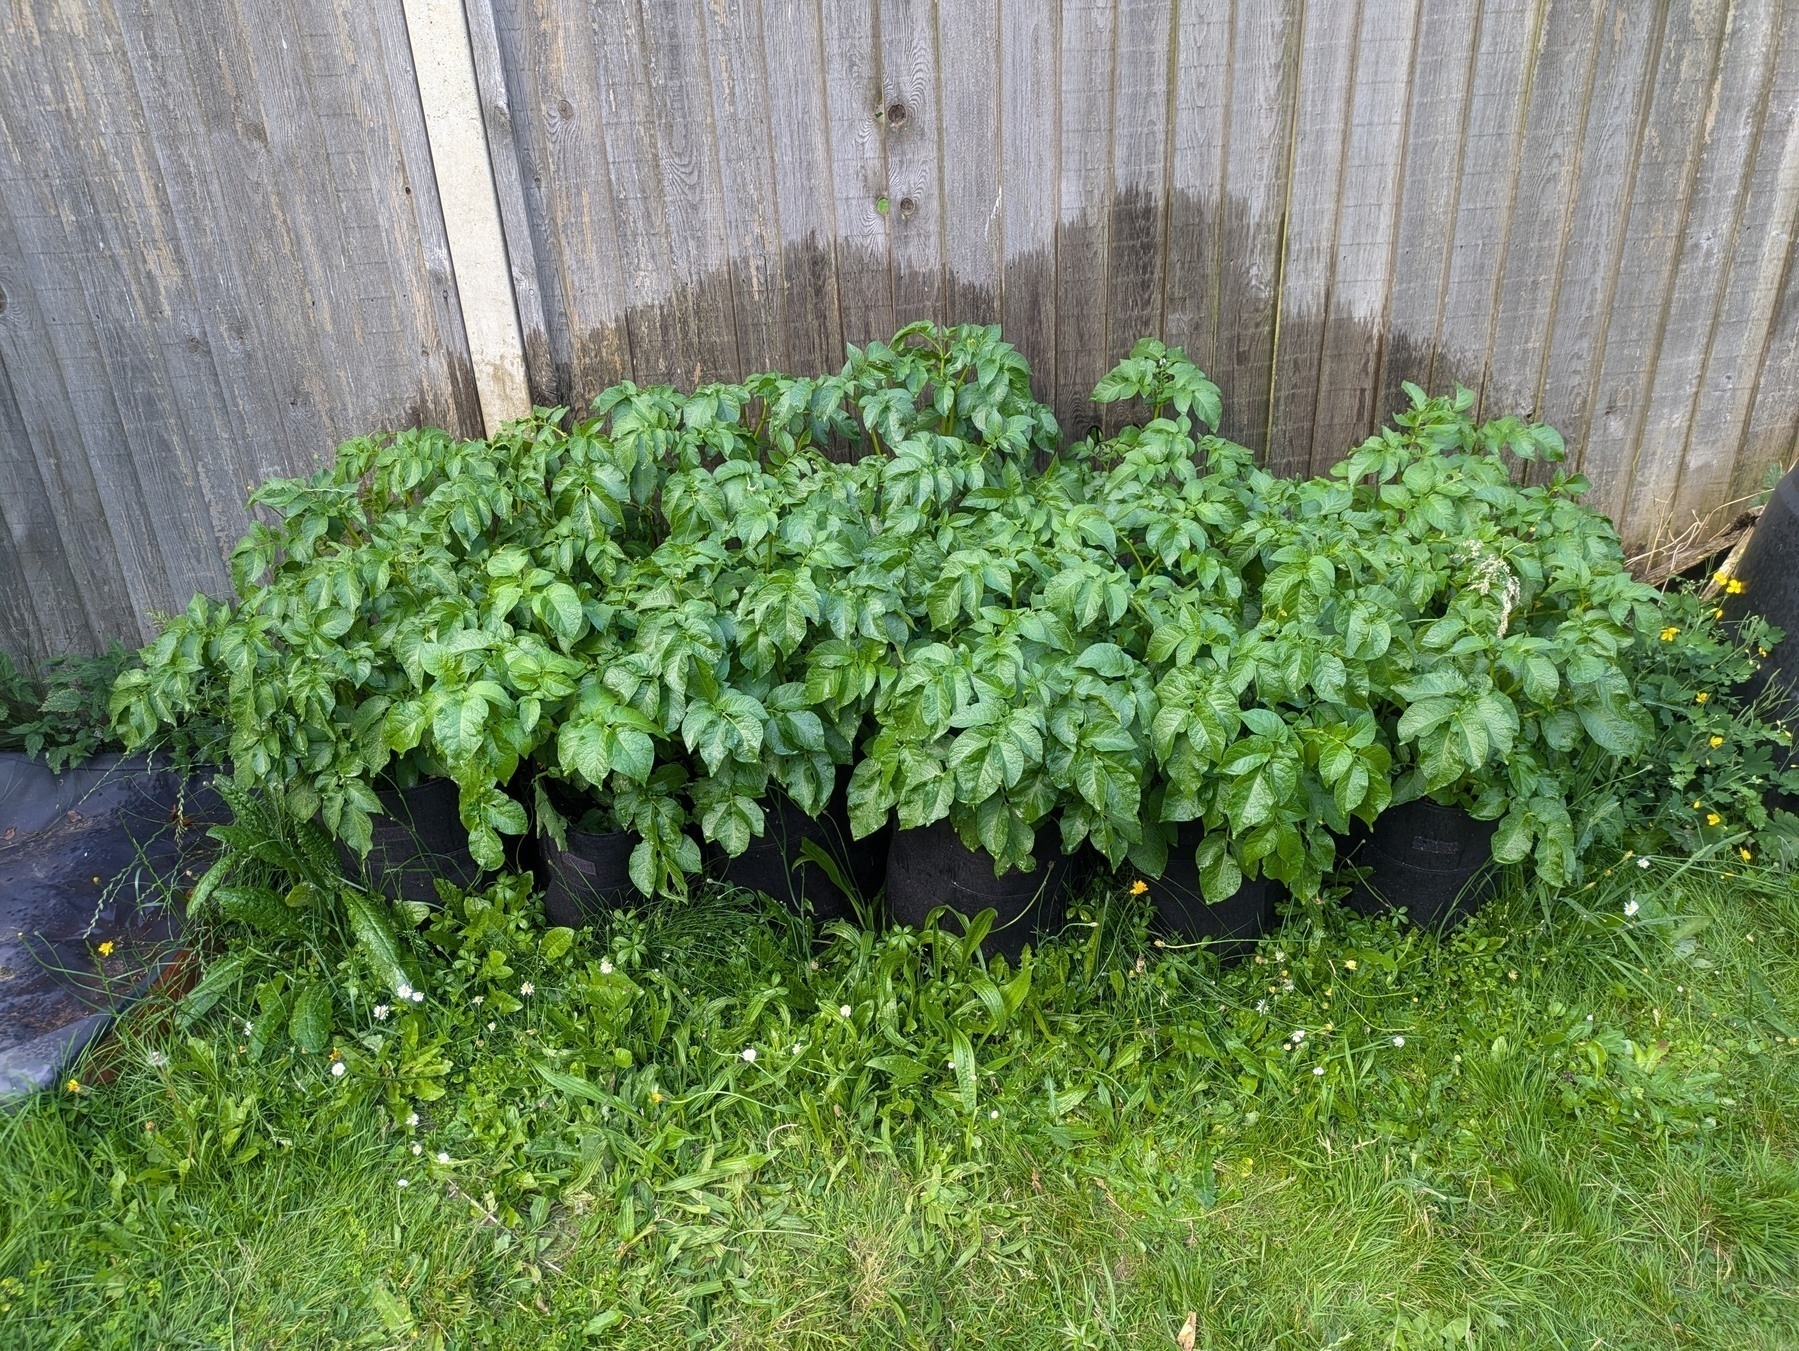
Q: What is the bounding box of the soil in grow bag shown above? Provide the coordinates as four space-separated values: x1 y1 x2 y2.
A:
540 824 638 928
717 783 889 923
1139 824 1276 959
1343 798 1498 930
0 753 223 1103
341 778 480 906
886 817 1069 962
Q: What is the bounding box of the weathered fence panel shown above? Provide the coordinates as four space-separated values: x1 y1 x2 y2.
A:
4 0 1799 667
0 0 478 665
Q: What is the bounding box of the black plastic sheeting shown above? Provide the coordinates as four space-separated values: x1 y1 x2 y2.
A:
0 753 221 1103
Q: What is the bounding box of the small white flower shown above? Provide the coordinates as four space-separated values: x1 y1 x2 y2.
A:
396 984 413 1002
599 959 614 975
1312 1065 1325 1077
1290 1029 1305 1044
741 1047 757 1063
520 982 534 997
1637 857 1652 869
411 1142 422 1156
396 1177 409 1188
839 1004 853 1018
1624 900 1640 918
146 1050 169 1069
486 1021 496 1032
471 995 484 1006
330 1061 346 1078
989 1109 999 1120
1275 951 1286 963
242 1020 254 1036
1392 1036 1405 1048
1255 999 1268 1014
791 1044 802 1055
406 1112 419 1127
373 1005 390 1021
409 990 424 1003
436 1151 450 1164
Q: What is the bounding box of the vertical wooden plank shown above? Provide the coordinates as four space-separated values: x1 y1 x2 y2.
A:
1212 0 1300 452
639 0 740 385
999 0 1059 402
1372 0 1479 422
0 1 215 628
1307 0 1422 472
880 0 945 330
1104 0 1176 411
1480 0 1606 424
1578 0 1729 528
0 345 92 660
1430 0 1542 398
761 0 844 374
1056 0 1117 438
583 0 696 387
821 0 894 349
699 0 786 376
1162 0 1231 380
1625 0 1785 564
403 0 532 429
1715 6 1799 513
937 0 1002 327
1537 2 1665 482
465 0 557 404
492 0 634 402
1735 238 1799 505
1265 0 1361 476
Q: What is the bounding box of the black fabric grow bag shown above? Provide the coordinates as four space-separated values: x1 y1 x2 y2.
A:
1723 464 1799 812
341 778 480 905
885 818 1068 961
0 752 222 1103
1142 823 1276 959
1343 799 1498 929
541 825 638 928
717 787 888 923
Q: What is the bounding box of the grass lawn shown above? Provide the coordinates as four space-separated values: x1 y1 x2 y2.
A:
2 858 1796 1349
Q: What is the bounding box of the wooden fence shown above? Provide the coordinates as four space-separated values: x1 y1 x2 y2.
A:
4 0 1799 666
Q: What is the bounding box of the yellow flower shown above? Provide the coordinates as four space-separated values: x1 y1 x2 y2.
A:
1659 627 1679 642
95 940 115 958
1693 799 1704 809
65 1079 80 1094
1726 579 1746 595
1739 847 1754 862
1344 959 1358 971
1695 691 1710 704
1714 571 1730 586
1706 812 1722 826
1714 608 1725 619
1709 736 1724 749
1129 879 1148 897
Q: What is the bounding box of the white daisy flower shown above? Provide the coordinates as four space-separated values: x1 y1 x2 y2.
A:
406 1112 419 1127
1624 900 1640 917
839 1004 853 1018
599 960 614 975
330 1061 346 1078
146 1050 169 1069
411 1142 422 1156
1392 1036 1405 1048
1312 1066 1325 1076
519 982 534 996
396 984 413 1002
741 1047 757 1063
396 1177 408 1188
373 1005 390 1021
436 1151 450 1165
